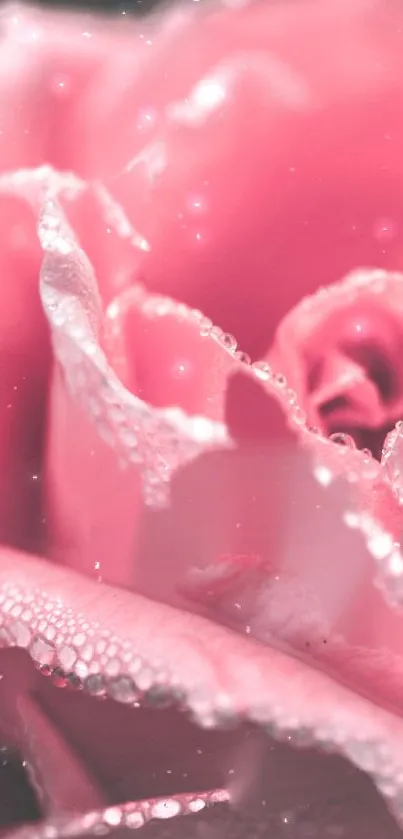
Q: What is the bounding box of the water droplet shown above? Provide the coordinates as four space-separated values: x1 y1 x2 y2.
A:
251 361 272 381
81 643 94 663
85 674 106 697
199 317 212 337
144 684 173 708
124 809 145 829
188 798 206 813
275 373 287 389
329 432 356 449
104 808 122 827
58 644 77 671
109 675 138 703
151 799 181 819
67 672 82 690
51 667 68 688
30 636 55 666
105 657 121 678
218 332 237 351
291 405 306 426
9 621 31 648
234 350 251 365
136 666 154 692
72 632 86 648
76 660 89 679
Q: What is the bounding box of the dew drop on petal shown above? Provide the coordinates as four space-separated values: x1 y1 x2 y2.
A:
218 332 237 351
151 799 182 819
108 675 138 703
291 405 306 426
30 636 55 666
251 361 272 381
275 373 287 389
329 432 356 449
125 810 145 829
234 350 251 365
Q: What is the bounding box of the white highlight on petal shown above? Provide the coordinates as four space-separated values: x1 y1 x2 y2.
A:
313 465 333 487
167 51 312 127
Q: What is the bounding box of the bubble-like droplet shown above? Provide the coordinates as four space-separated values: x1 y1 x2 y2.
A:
234 350 251 365
124 810 145 829
58 644 77 671
9 621 31 648
30 636 55 666
188 798 206 813
85 674 106 697
108 675 138 703
151 799 182 820
218 332 237 352
329 432 356 449
291 405 306 426
144 684 174 708
199 317 212 337
251 361 272 381
104 808 123 828
275 373 287 389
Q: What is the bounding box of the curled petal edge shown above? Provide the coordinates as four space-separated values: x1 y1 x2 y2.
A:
1 549 403 828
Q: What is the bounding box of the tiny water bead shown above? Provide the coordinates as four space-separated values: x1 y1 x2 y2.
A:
274 373 287 389
234 350 251 365
290 405 306 426
287 389 298 406
329 432 356 449
216 331 237 351
382 422 403 508
251 360 272 381
198 317 213 337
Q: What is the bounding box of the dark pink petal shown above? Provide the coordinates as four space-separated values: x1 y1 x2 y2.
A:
72 0 403 359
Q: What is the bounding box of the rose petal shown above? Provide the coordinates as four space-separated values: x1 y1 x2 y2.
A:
101 285 241 421
270 269 403 446
72 0 403 358
40 184 232 587
3 546 403 829
40 178 295 597
37 189 403 720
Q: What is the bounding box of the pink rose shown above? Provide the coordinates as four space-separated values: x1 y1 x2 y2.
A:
3 1 403 837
